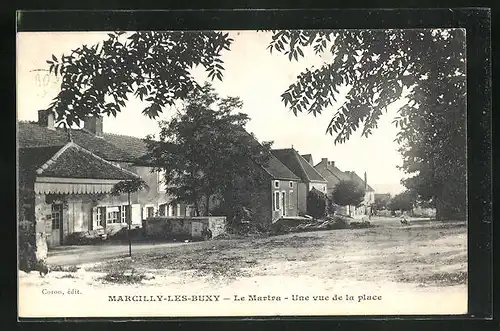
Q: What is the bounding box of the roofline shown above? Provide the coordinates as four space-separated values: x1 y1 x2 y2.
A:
19 144 66 150
293 149 311 181
273 177 300 181
293 150 328 182
309 179 328 183
271 148 294 152
36 142 140 179
259 156 300 181
36 142 73 175
325 167 344 182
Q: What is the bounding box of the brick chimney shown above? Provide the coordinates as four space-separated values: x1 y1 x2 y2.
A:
38 110 55 130
321 158 328 166
83 115 103 136
329 160 335 167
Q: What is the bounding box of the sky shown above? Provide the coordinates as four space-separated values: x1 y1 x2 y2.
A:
17 31 407 195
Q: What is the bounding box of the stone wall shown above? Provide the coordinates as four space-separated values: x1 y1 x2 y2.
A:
143 216 226 239
412 207 437 217
35 233 48 261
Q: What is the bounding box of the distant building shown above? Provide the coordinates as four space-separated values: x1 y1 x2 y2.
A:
314 157 375 217
374 193 391 204
344 171 375 217
314 158 349 196
301 154 313 165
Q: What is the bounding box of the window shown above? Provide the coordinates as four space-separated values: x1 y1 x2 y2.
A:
121 205 130 223
51 204 62 230
146 206 154 219
289 181 293 188
93 207 100 228
323 186 326 192
274 181 279 188
157 170 167 193
121 206 126 223
289 191 293 209
93 207 106 228
159 204 167 216
274 191 280 211
281 192 286 216
106 206 120 224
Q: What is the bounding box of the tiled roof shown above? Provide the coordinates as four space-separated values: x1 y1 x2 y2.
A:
102 133 149 159
19 146 64 173
345 171 375 192
272 149 327 183
263 154 300 180
18 121 301 181
18 121 69 148
301 154 313 164
237 130 299 181
324 163 349 182
18 122 135 162
36 142 139 180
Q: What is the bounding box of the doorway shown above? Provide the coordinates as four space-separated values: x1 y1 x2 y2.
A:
281 191 286 217
49 203 63 246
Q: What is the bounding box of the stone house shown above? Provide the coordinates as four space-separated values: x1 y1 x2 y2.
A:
221 133 302 225
239 151 302 225
314 157 375 217
18 111 192 249
271 148 328 215
314 158 350 196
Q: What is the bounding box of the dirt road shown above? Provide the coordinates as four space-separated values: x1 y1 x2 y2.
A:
19 218 467 317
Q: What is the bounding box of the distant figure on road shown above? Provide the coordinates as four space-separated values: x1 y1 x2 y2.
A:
400 211 410 225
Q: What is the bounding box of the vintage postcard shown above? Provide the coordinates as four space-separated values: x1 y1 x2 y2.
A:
17 29 467 318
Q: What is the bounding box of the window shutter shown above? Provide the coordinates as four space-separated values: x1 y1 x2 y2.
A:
131 204 142 225
90 207 94 231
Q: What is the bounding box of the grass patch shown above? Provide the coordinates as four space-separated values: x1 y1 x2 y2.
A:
400 271 467 286
49 265 79 272
88 243 260 281
59 273 78 279
101 269 146 284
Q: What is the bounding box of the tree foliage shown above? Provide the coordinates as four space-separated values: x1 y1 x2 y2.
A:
145 83 272 216
111 178 149 196
267 29 466 220
45 31 233 127
388 190 417 212
373 194 391 211
331 180 365 207
306 188 327 219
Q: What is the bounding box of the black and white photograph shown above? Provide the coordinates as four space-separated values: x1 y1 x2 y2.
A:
17 28 467 317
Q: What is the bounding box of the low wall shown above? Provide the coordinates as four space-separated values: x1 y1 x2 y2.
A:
143 216 226 240
412 207 436 217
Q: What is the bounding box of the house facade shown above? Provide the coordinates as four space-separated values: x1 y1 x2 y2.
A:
314 158 349 197
314 157 375 217
228 135 303 225
264 155 302 222
18 112 308 252
344 171 375 217
271 148 328 215
18 112 190 250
